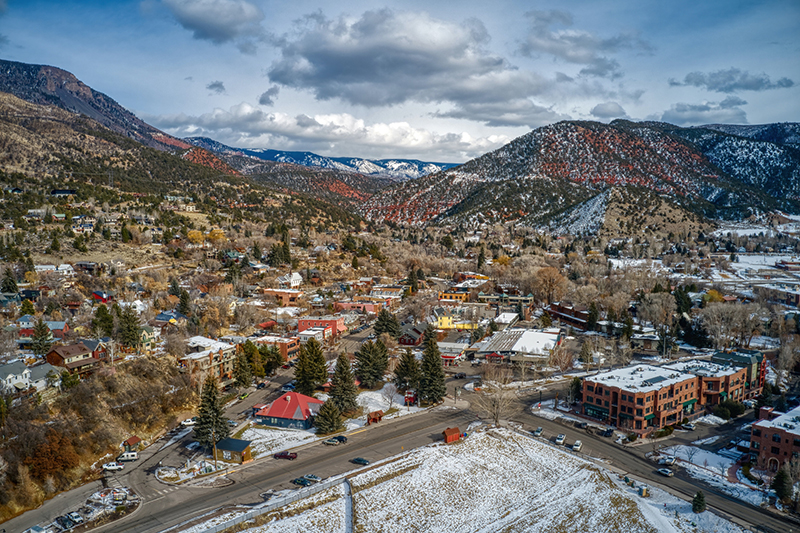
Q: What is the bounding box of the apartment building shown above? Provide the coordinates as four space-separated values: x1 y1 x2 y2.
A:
751 405 800 471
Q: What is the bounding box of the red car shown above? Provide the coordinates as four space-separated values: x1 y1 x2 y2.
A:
274 451 297 460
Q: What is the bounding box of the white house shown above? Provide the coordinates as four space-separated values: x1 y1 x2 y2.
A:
277 272 303 289
0 361 30 393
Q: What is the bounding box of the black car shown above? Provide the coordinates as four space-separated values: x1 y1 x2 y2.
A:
574 421 588 429
453 372 466 379
351 457 370 465
333 435 348 444
256 382 267 390
600 429 614 437
55 515 75 531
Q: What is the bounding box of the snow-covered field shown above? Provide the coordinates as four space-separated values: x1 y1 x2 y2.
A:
240 426 319 457
189 428 744 533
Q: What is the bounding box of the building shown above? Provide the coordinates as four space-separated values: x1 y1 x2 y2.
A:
711 349 766 399
178 336 237 385
28 363 59 392
333 301 384 314
263 288 304 306
438 289 470 303
368 285 405 301
0 360 30 394
494 312 520 330
214 438 253 464
582 360 748 437
474 328 562 364
545 302 589 331
276 272 303 289
442 427 462 443
46 343 98 375
751 405 800 471
254 391 324 429
254 335 300 362
298 316 347 338
399 324 425 346
298 326 330 344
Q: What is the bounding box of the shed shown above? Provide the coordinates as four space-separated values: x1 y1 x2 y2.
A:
123 436 142 452
213 438 253 464
367 410 384 425
442 427 461 444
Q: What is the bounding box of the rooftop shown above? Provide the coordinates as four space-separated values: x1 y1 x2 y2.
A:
754 404 800 437
587 364 695 394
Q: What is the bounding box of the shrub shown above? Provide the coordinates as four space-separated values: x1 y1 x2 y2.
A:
713 405 731 420
719 400 745 418
627 432 638 442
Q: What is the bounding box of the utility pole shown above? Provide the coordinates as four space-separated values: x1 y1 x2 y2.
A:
212 427 217 471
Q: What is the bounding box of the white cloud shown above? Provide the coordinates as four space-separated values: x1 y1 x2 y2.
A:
668 67 794 93
661 96 748 125
590 102 628 120
145 103 510 160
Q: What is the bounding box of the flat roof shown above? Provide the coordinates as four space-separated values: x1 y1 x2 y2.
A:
587 364 695 394
754 404 800 437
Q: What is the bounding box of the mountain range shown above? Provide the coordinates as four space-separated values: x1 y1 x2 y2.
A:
184 137 457 180
0 58 798 236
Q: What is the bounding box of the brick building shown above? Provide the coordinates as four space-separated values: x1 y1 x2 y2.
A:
297 316 347 338
177 336 237 385
710 348 766 400
253 334 300 362
750 405 800 471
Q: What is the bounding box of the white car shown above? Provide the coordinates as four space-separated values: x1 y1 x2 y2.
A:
555 434 566 445
572 440 583 452
67 512 84 524
181 418 197 427
102 462 124 472
658 456 677 466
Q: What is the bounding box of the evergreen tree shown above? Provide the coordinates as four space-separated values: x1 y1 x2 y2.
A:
242 340 263 377
408 268 418 293
49 235 61 253
541 311 552 327
374 339 389 383
59 370 80 390
621 311 634 339
92 304 115 337
31 319 53 357
194 375 229 448
1 268 17 293
233 350 252 388
477 246 485 271
168 277 181 297
116 305 142 349
329 352 359 414
252 242 262 261
352 256 359 269
178 289 191 316
772 467 792 503
587 302 599 331
692 491 706 513
259 344 284 376
294 338 327 396
20 299 35 316
417 267 425 281
282 233 291 264
355 341 381 389
314 400 344 434
470 325 485 344
419 325 446 404
394 349 421 391
121 224 132 243
374 308 401 339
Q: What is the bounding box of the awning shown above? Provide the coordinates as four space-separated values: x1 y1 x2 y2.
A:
682 399 697 407
619 413 633 419
644 414 655 420
720 391 728 398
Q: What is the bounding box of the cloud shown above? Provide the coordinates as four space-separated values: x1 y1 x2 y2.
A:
266 9 564 128
661 96 748 125
258 86 280 106
590 102 628 119
144 103 511 160
206 80 226 94
668 67 794 93
518 10 652 79
162 0 264 45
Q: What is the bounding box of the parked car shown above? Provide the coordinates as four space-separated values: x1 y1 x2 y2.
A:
239 392 249 400
555 434 566 445
572 440 583 452
333 435 348 444
533 427 544 437
658 456 677 466
454 372 467 379
291 477 313 486
281 383 296 392
55 515 75 530
683 422 696 431
351 457 370 465
274 451 298 460
600 429 614 438
657 468 674 477
303 474 322 482
181 418 197 427
323 438 341 446
102 462 124 472
574 421 588 429
228 419 238 427
256 382 267 390
67 512 84 524
117 451 139 462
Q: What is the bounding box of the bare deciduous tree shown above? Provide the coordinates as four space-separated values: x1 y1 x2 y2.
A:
549 343 573 374
472 366 519 426
381 383 398 412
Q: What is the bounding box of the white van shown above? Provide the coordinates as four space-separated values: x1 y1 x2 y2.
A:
117 451 139 462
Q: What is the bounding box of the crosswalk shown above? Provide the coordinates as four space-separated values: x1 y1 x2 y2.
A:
144 485 180 499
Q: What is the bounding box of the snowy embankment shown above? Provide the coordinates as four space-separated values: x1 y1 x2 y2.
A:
184 428 744 533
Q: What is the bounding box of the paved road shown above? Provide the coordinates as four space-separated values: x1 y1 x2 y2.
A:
97 407 477 533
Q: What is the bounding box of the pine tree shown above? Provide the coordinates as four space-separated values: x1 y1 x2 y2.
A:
587 302 599 331
31 319 53 357
394 349 421 391
116 304 142 349
352 256 359 269
194 375 229 448
516 302 524 321
49 235 61 253
233 350 252 388
329 352 359 415
178 289 191 316
20 299 35 316
252 242 262 261
374 339 389 382
242 340 263 377
92 304 115 337
692 491 706 513
541 311 552 327
355 341 379 389
477 246 485 271
294 339 327 396
419 325 446 404
772 467 792 503
314 400 343 434
259 344 284 376
1 268 17 293
374 309 401 339
408 268 418 293
168 278 181 297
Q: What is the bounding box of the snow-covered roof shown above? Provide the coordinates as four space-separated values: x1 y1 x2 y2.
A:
753 404 800 437
587 364 695 394
663 360 738 379
186 336 234 353
495 312 519 324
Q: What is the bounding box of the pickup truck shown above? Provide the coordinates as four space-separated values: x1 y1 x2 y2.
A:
274 451 298 460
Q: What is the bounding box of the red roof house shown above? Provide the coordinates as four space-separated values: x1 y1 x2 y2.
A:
254 392 324 429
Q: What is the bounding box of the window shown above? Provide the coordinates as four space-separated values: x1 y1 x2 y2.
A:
636 409 643 416
586 385 594 392
751 441 759 449
646 407 651 413
773 434 782 443
586 396 593 403
604 401 609 407
621 393 627 401
752 428 761 437
596 398 602 405
637 398 644 405
794 439 800 447
772 446 780 454
604 390 609 396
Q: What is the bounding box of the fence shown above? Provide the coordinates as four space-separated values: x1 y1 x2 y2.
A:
199 477 346 533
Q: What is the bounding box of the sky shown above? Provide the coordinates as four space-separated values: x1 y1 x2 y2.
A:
1 0 798 162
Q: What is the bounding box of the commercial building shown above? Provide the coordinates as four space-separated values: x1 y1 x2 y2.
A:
711 349 766 400
178 336 237 385
751 405 800 471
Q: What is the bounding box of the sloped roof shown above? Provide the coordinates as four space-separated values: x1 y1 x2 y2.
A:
215 437 251 453
255 391 323 421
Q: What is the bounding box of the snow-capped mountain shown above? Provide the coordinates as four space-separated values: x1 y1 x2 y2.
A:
184 137 457 180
